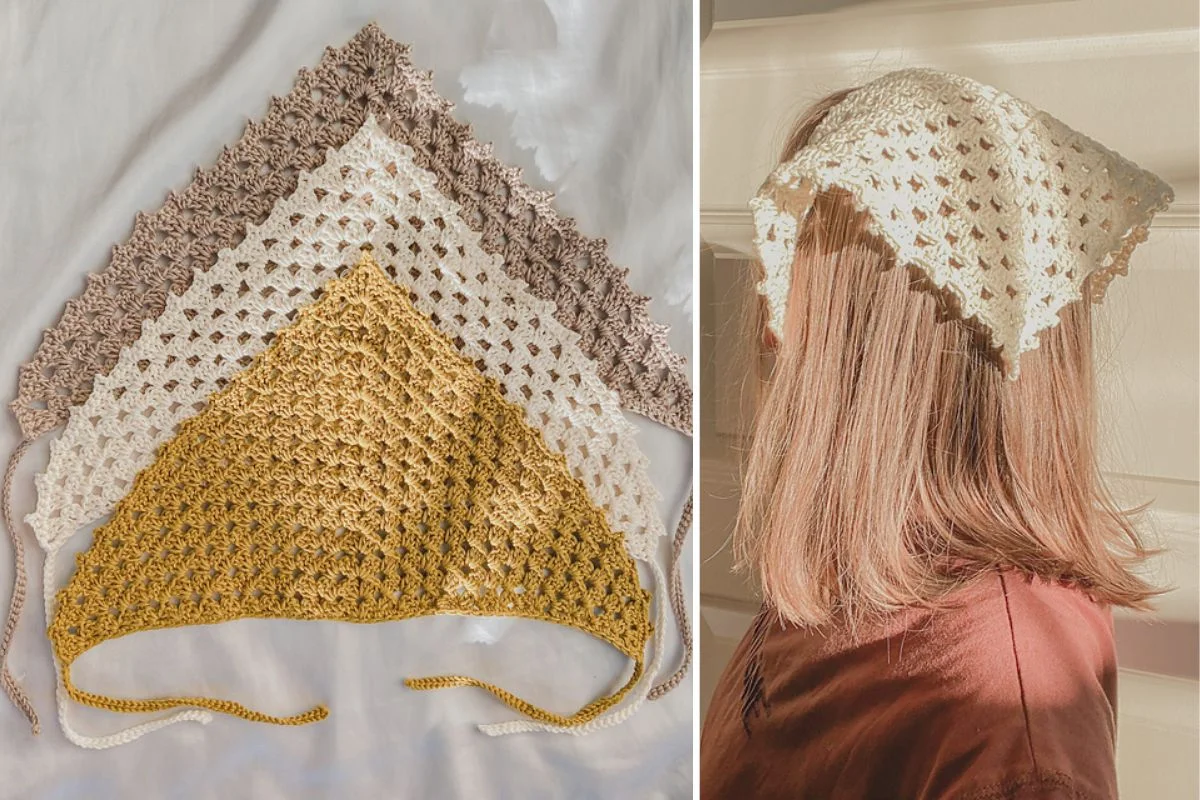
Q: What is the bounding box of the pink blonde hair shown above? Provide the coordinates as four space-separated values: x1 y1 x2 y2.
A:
734 91 1158 628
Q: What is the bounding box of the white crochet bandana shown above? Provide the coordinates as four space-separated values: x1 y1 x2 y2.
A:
751 68 1175 378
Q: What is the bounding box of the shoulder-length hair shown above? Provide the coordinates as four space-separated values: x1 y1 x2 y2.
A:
733 90 1158 629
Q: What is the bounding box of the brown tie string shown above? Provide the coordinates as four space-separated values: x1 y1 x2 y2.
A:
2 438 38 733
649 491 693 700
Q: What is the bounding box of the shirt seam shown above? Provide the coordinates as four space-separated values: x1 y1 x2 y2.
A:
959 767 1101 800
999 571 1039 774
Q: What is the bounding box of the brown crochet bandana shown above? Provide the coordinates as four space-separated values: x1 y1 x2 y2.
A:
10 22 691 440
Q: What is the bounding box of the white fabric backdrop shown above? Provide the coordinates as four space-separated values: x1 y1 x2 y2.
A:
0 2 694 797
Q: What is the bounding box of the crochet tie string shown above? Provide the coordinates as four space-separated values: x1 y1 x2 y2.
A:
406 661 643 728
60 661 328 727
1 439 38 733
649 492 692 700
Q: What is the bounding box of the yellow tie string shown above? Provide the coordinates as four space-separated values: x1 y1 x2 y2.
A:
405 661 642 728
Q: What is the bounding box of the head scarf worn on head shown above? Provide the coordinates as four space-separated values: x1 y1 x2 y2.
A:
752 68 1174 378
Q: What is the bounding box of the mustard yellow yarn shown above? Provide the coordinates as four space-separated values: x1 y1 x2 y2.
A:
49 251 651 728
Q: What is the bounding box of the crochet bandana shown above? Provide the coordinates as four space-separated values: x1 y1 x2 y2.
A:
2 25 691 745
50 251 652 732
752 68 1174 378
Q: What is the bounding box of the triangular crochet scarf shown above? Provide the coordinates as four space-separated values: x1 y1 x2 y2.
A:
2 24 691 740
751 68 1173 378
9 23 691 439
50 252 653 733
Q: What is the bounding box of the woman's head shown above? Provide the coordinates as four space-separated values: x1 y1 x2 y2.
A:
735 89 1158 628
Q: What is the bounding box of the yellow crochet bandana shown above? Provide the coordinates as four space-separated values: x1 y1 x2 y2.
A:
49 251 651 729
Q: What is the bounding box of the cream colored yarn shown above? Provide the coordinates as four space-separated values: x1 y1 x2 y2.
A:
752 68 1174 378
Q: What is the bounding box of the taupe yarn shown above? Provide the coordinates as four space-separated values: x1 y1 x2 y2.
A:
648 494 693 700
2 440 37 733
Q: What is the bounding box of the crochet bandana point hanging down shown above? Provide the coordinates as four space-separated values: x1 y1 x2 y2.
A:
751 68 1174 379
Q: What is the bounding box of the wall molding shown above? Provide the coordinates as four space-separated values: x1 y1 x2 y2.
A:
701 455 740 493
702 28 1198 76
698 599 751 646
1118 669 1200 731
713 0 1075 29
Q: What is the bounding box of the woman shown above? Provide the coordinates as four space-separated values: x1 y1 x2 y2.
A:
700 69 1173 799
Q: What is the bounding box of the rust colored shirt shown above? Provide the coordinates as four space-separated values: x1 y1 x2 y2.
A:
700 572 1118 799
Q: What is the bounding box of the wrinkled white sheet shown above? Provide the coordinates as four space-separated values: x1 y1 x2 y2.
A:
0 2 694 797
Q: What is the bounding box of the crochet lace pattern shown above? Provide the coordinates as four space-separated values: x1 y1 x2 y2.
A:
50 254 652 731
752 68 1174 379
11 22 690 440
2 23 693 733
30 118 664 568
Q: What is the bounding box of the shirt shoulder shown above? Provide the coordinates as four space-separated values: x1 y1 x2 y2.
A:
700 573 1119 800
